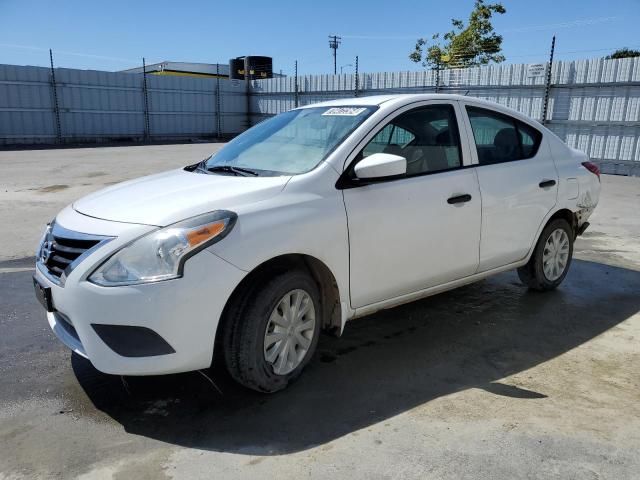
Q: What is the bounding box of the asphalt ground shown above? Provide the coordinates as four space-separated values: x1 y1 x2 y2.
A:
1 144 639 479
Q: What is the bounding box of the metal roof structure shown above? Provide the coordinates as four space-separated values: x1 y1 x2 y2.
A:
121 61 230 78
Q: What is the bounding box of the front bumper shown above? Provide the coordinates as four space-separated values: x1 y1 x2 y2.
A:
35 208 246 376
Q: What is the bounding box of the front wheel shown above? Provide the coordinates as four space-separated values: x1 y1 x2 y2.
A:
517 218 574 291
223 270 321 393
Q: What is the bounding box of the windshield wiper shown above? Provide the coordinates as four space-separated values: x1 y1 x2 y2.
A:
184 159 207 172
206 165 259 177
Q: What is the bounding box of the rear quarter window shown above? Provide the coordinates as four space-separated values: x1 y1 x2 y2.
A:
518 121 542 158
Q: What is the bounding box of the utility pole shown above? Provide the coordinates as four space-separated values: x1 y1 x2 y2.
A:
542 35 556 125
244 56 251 129
49 49 62 143
142 57 150 141
215 63 221 138
294 60 299 108
354 56 359 97
328 35 341 74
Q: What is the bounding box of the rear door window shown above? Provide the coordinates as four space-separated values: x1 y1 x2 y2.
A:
466 106 542 165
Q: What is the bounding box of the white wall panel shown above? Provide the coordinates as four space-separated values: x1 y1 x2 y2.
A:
2 58 639 174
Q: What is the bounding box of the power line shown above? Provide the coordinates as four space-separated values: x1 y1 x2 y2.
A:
503 16 618 33
0 43 138 63
339 16 619 41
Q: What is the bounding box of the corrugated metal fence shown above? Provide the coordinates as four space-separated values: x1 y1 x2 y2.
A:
1 58 639 175
250 57 640 176
0 64 247 145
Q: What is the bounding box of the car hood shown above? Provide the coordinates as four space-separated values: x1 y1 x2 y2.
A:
73 168 290 226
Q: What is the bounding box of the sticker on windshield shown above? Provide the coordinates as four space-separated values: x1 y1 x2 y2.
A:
322 107 367 116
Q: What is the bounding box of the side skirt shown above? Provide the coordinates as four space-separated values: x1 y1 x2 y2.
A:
351 259 528 320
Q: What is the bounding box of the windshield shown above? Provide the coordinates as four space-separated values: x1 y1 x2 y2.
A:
203 106 376 176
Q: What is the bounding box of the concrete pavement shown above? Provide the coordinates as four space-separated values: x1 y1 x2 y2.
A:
0 144 639 479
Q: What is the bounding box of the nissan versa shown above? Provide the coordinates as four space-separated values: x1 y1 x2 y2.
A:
34 94 601 392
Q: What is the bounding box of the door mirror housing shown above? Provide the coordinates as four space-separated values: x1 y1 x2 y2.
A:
354 153 407 179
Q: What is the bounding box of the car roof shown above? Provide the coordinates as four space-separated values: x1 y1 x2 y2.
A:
300 93 545 129
301 94 472 108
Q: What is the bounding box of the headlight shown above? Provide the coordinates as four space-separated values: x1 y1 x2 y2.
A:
88 211 237 287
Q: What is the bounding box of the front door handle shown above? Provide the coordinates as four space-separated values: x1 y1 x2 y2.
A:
447 194 472 205
539 179 556 188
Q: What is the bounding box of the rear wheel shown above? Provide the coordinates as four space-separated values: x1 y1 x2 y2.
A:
517 218 574 291
223 270 321 393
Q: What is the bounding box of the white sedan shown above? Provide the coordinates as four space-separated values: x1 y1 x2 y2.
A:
34 94 600 392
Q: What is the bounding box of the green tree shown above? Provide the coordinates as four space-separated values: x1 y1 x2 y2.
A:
409 0 506 69
606 48 640 60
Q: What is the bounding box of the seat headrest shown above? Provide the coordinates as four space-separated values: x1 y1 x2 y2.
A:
435 129 451 145
494 127 518 148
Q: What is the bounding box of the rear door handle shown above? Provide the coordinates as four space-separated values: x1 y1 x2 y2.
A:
539 179 556 188
447 194 472 204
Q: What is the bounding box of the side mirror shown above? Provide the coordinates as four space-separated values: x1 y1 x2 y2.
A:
354 153 407 180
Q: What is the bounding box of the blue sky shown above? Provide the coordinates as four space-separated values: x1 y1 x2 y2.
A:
1 0 639 75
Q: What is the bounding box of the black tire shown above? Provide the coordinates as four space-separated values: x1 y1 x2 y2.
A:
222 270 321 393
517 218 574 291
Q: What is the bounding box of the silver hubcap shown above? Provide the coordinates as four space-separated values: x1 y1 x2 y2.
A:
263 289 316 376
542 228 570 281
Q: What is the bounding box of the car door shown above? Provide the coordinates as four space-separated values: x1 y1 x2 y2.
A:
341 101 481 309
462 104 558 272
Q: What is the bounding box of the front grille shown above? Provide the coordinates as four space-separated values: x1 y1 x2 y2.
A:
38 222 112 285
45 235 101 278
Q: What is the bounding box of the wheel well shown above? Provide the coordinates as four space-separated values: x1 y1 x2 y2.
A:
214 254 342 361
547 208 577 236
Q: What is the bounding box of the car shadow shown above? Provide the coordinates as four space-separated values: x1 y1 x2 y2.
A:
72 258 640 455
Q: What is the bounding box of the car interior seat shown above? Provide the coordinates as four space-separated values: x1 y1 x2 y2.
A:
493 127 520 163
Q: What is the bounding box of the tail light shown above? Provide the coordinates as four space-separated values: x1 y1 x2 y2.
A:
582 161 600 180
